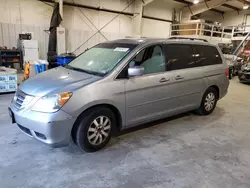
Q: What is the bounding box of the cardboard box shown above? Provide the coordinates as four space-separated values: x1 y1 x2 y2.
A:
7 74 17 83
0 83 17 93
8 83 18 91
0 75 8 82
0 84 8 92
0 74 17 83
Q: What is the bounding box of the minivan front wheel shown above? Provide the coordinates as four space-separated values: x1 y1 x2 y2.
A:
75 107 115 152
197 87 218 115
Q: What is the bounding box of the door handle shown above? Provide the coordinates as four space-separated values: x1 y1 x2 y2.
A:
175 75 184 80
159 77 169 83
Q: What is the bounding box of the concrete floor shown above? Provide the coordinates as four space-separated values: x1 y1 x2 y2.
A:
1 78 250 188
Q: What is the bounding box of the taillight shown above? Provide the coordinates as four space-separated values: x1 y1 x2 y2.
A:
225 68 229 78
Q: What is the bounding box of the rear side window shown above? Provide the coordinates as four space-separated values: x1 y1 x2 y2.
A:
193 45 222 66
164 44 202 71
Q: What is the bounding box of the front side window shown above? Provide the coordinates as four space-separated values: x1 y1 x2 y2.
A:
130 45 166 75
66 43 137 76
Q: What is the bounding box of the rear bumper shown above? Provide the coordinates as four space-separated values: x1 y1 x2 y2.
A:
220 87 228 99
9 104 76 147
219 77 229 100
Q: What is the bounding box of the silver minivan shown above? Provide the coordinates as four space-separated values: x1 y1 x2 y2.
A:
9 38 229 152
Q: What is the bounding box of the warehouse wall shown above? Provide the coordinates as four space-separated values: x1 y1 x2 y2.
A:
62 0 134 54
142 0 173 38
0 0 177 58
221 10 250 26
0 0 52 26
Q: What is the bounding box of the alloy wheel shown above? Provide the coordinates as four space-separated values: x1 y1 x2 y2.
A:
87 116 111 145
204 92 215 112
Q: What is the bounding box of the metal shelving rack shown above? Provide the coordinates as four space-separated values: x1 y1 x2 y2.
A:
0 50 23 69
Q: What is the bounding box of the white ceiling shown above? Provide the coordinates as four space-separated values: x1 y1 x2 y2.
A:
172 0 246 13
226 0 245 9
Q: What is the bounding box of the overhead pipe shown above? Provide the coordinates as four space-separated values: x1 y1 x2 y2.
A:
39 0 173 24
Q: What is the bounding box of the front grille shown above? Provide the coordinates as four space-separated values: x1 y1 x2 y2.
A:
17 124 32 136
13 90 34 110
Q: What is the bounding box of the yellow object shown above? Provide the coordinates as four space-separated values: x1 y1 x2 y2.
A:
23 62 30 80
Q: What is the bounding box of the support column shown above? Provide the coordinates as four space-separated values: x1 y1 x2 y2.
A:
132 0 155 37
132 0 143 37
56 0 65 54
58 0 63 19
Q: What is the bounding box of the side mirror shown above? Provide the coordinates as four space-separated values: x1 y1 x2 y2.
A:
128 66 144 77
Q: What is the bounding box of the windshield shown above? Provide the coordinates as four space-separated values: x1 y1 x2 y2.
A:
66 43 137 76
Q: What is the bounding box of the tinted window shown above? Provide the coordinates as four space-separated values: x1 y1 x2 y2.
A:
164 44 201 71
193 45 222 66
130 45 166 75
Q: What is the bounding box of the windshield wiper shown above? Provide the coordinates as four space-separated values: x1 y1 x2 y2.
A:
64 65 104 76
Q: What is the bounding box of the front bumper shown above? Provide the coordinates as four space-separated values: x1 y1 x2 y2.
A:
9 104 76 147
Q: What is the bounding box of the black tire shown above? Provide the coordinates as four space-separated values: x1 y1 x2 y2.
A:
196 87 218 116
75 107 115 152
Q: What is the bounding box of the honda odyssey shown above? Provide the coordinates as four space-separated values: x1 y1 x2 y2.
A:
9 38 229 152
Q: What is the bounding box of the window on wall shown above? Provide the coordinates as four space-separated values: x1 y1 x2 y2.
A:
164 44 202 71
129 45 166 75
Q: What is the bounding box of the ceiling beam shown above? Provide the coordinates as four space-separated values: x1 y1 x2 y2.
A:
237 0 250 5
174 0 192 6
210 8 225 14
38 0 134 16
222 4 240 11
142 0 155 6
174 0 224 15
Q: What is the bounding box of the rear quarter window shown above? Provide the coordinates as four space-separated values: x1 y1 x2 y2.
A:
164 44 200 71
195 45 222 66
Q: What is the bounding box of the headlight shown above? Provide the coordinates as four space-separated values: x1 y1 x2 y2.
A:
32 92 72 113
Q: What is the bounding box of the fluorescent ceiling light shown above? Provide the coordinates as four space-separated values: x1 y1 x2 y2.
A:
243 5 249 9
193 0 199 4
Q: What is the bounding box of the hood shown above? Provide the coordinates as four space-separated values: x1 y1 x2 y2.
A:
19 66 102 96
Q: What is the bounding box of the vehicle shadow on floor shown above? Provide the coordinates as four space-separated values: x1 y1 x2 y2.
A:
62 107 226 154
107 106 226 147
117 107 226 137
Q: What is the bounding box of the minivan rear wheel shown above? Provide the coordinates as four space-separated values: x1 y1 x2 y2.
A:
197 87 218 115
75 107 115 152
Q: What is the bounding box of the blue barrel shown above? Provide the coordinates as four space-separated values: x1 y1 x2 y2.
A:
56 53 76 66
35 64 40 74
41 64 46 72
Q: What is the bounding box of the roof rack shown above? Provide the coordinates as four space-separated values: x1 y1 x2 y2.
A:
169 37 208 42
125 36 148 38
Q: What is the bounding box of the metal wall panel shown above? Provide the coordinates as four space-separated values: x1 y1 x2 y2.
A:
0 22 129 59
0 22 49 59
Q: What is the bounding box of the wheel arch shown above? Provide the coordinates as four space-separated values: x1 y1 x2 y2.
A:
71 103 123 142
209 85 220 99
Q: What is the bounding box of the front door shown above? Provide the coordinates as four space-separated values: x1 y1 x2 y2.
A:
125 44 175 127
